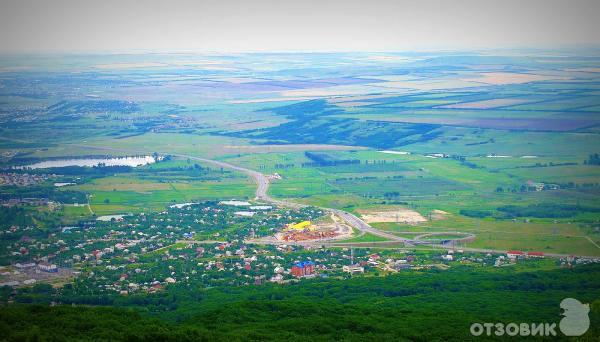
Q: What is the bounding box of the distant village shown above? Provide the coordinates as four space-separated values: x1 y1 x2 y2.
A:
0 172 57 187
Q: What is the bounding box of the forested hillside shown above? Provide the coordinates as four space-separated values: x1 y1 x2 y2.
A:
2 264 599 341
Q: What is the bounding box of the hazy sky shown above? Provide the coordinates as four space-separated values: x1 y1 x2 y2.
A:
0 0 599 53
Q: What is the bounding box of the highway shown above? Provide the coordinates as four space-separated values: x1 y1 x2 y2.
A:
76 145 598 259
171 154 404 241
78 145 402 241
169 153 305 209
329 209 410 243
159 154 600 258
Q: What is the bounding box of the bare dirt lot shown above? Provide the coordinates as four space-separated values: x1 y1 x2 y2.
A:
358 208 427 224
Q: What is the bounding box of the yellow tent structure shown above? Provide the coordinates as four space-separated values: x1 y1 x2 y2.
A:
286 220 314 231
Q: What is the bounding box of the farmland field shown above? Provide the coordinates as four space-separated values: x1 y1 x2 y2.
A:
1 72 599 254
1 50 599 340
2 0 600 339
68 159 256 214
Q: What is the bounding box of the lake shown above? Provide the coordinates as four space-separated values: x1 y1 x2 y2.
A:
18 156 156 169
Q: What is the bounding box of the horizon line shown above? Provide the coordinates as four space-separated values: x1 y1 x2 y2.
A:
1 45 600 57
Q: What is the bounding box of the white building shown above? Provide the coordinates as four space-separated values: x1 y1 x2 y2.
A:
343 265 365 274
235 211 256 217
38 262 58 272
250 206 272 210
219 200 251 206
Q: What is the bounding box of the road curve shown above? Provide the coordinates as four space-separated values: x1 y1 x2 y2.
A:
164 155 599 258
75 145 405 242
170 153 408 242
69 145 600 258
329 209 410 242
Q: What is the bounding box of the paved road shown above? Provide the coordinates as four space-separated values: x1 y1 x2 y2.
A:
78 145 399 240
75 145 599 259
172 153 408 242
163 155 600 258
169 153 305 209
329 209 410 243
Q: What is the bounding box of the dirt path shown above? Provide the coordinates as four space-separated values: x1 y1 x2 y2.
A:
585 236 600 250
86 194 94 215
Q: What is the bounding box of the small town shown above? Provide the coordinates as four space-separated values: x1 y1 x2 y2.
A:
1 200 598 302
0 172 56 187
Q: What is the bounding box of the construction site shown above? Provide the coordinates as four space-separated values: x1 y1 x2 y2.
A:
275 213 353 242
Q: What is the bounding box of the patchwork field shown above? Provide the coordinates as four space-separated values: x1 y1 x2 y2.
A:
65 159 255 215
1 51 599 257
216 142 599 256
